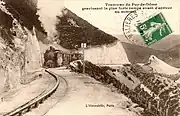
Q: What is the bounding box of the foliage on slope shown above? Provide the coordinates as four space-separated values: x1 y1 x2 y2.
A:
3 0 47 35
55 8 117 49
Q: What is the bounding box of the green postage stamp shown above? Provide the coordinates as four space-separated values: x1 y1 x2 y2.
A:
136 12 172 46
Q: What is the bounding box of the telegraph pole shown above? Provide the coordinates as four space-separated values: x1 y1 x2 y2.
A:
81 43 86 74
83 44 85 74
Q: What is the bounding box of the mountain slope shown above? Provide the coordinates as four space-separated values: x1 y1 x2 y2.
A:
121 42 164 64
121 41 180 68
156 45 180 68
3 0 46 35
55 8 117 49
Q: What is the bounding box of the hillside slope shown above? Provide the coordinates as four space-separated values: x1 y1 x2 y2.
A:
121 41 180 68
157 44 180 68
55 8 117 49
121 42 164 64
3 0 46 35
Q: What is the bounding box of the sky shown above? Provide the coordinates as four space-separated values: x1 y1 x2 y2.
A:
64 0 180 35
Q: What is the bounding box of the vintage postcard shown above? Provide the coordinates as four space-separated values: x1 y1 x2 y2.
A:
0 0 180 116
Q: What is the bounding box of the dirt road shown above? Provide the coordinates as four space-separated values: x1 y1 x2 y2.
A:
45 68 142 116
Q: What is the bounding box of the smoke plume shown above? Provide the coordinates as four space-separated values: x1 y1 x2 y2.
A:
36 0 64 39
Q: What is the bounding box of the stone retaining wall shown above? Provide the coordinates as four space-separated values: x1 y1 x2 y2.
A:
77 61 180 116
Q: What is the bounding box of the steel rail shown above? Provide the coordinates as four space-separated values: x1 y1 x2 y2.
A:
3 69 60 116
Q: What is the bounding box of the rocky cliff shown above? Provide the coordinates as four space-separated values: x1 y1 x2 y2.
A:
0 1 42 94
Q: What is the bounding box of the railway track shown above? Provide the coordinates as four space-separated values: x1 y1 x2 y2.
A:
0 2 68 116
3 69 61 116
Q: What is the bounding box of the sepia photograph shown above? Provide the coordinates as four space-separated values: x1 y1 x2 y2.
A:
0 0 180 116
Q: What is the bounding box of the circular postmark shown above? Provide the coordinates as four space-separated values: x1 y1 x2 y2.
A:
122 9 162 46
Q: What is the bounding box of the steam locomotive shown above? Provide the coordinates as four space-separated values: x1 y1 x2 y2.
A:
43 46 83 68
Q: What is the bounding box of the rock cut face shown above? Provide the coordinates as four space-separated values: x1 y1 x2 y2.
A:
80 41 130 65
147 55 180 74
0 1 42 93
